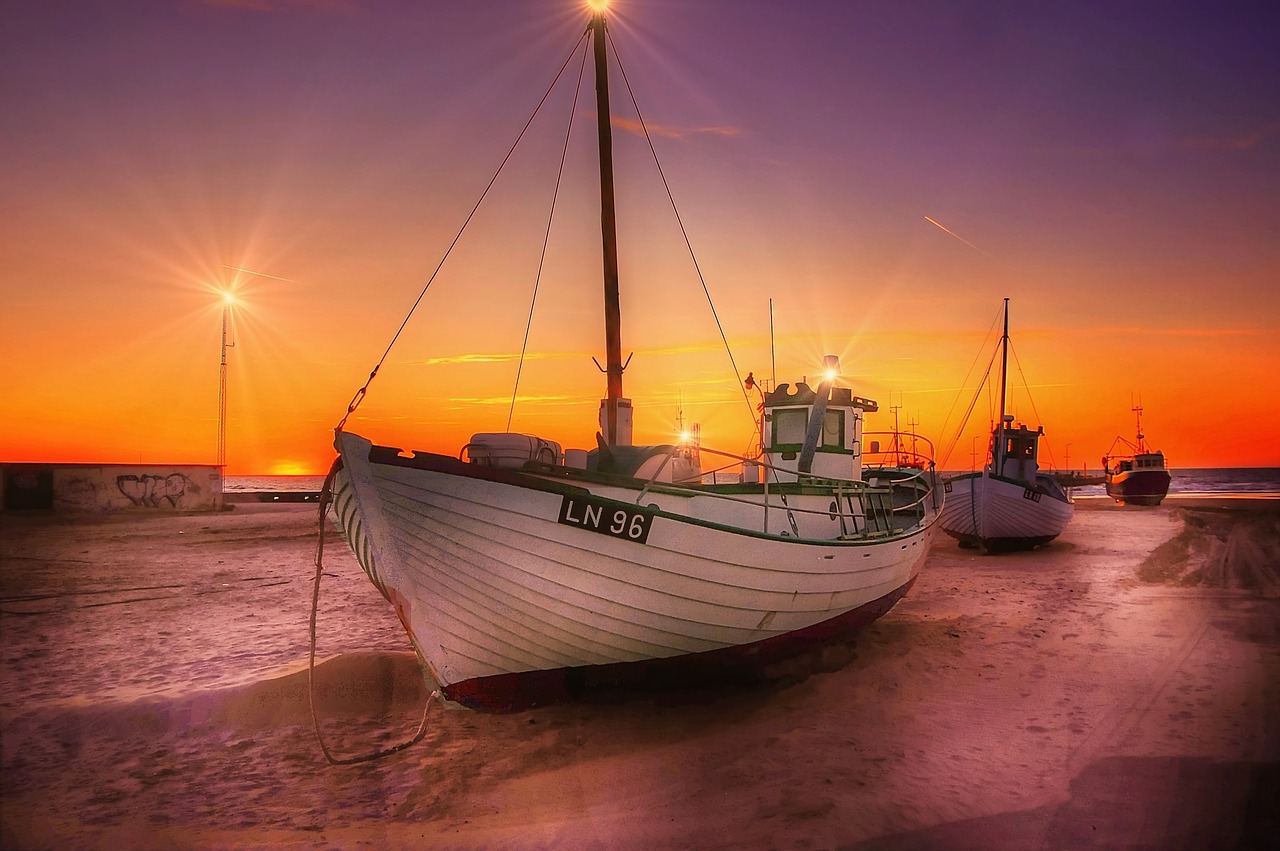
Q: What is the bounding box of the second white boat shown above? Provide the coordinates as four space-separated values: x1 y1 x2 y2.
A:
938 299 1073 552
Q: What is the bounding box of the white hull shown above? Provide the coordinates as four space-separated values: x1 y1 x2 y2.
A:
331 431 937 710
937 473 1072 551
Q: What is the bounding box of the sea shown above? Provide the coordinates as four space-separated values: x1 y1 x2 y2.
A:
225 468 1280 499
945 467 1280 500
1065 467 1280 500
223 475 327 502
224 475 328 493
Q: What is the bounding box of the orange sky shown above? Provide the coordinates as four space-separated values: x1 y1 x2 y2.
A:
3 2 1278 473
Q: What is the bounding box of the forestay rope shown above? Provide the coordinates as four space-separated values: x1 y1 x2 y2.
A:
937 304 1003 470
506 38 591 432
605 26 761 443
335 28 592 433
1007 340 1058 469
314 33 595 765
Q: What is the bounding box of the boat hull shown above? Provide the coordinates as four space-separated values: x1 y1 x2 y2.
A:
1105 469 1172 506
443 576 916 710
937 473 1073 552
330 431 934 711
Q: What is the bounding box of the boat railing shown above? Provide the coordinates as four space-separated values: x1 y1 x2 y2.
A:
630 443 937 540
861 430 937 472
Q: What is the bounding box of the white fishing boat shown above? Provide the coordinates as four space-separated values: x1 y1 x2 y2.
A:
938 299 1073 552
323 8 940 712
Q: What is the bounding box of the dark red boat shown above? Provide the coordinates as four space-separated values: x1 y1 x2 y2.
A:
1102 405 1171 506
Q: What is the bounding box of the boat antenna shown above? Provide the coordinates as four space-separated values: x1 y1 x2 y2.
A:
769 298 777 388
1133 397 1146 452
591 10 625 446
994 297 1010 472
896 394 906 460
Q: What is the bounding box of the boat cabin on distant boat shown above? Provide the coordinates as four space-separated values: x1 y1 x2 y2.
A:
1106 454 1167 475
994 416 1045 483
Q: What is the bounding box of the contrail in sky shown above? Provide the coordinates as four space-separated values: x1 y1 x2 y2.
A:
223 264 300 283
924 216 995 259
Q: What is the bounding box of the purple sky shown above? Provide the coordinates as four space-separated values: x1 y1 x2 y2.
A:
3 1 1278 469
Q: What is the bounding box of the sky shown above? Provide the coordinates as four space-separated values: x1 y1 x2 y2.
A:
2 0 1277 474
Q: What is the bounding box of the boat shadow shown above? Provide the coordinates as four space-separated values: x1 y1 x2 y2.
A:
838 755 1280 850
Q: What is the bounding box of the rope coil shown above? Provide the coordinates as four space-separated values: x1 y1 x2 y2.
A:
307 457 439 765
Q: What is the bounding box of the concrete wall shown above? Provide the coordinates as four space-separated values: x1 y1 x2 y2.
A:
1 463 223 512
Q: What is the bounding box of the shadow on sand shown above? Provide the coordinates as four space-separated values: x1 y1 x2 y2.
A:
844 755 1280 851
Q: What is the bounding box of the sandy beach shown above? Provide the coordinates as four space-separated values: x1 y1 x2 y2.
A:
2 499 1277 849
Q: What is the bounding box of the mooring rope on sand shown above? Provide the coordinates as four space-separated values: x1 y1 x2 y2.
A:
306 458 439 765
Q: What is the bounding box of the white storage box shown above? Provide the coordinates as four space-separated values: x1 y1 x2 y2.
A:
465 433 562 468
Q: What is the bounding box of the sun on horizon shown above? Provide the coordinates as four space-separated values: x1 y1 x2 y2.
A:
266 461 314 476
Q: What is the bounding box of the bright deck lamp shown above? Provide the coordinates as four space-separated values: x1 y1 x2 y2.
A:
822 354 841 384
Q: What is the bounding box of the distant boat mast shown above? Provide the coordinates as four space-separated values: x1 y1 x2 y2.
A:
1133 401 1147 453
994 297 1010 471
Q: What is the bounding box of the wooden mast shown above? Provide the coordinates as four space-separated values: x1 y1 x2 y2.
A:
591 10 624 445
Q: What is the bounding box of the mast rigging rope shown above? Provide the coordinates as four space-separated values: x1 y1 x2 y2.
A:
506 38 591 432
335 28 592 431
606 26 762 445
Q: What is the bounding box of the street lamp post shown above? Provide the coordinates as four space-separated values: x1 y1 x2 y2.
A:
217 292 235 507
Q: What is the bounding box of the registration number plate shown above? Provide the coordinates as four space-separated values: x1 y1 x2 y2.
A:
557 494 653 544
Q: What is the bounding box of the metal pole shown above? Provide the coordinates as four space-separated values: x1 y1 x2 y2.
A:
216 301 229 510
219 303 228 469
769 298 776 388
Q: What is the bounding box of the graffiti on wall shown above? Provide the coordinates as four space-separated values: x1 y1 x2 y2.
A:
116 473 194 508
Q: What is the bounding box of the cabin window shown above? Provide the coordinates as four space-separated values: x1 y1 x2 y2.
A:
773 409 807 447
1002 437 1035 460
822 409 845 448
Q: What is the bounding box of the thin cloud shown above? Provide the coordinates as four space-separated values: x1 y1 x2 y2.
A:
405 327 1263 372
446 394 587 407
416 342 732 367
1182 122 1280 152
201 0 357 11
609 115 742 141
1084 326 1261 338
417 351 579 366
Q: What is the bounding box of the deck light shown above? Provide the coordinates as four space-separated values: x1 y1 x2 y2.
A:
822 354 841 384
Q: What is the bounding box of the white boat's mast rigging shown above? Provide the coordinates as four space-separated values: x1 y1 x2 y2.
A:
937 299 1057 473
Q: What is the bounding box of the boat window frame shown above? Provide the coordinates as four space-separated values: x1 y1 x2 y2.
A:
822 408 845 450
770 408 808 450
